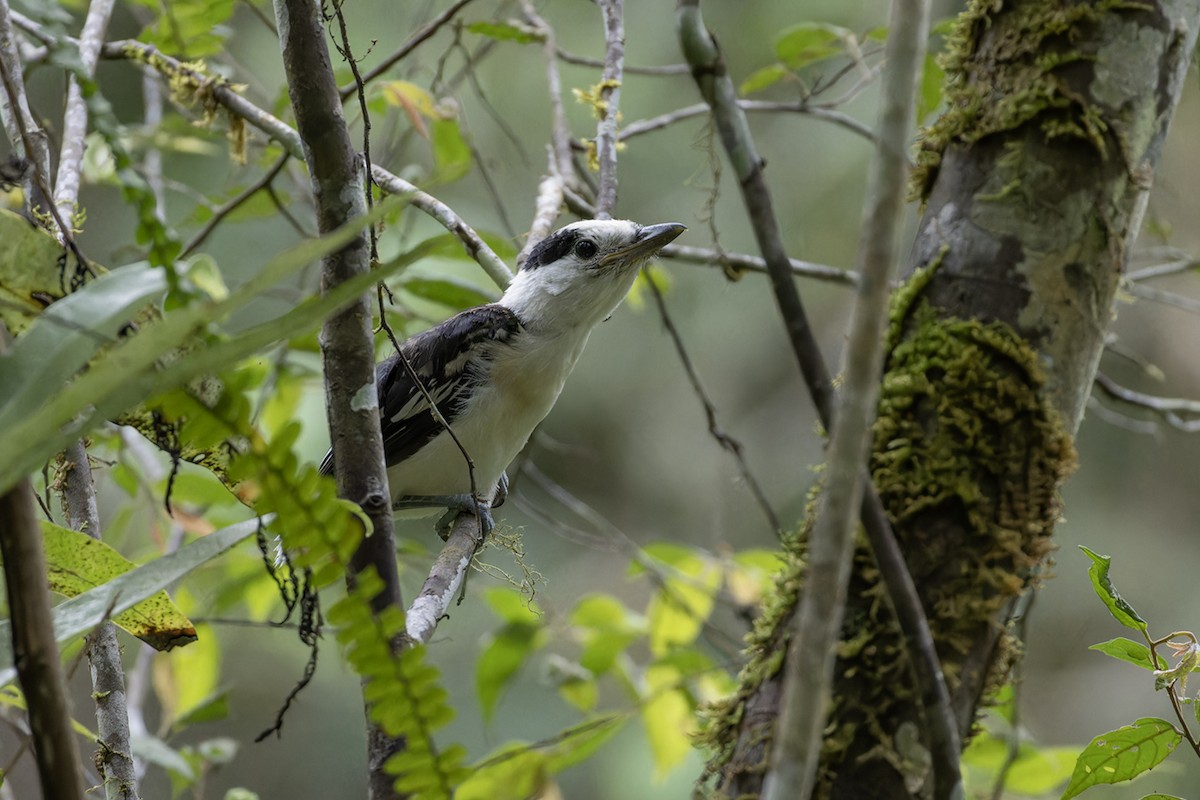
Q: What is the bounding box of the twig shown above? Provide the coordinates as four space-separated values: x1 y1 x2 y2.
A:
181 154 289 257
0 19 515 289
1127 280 1200 316
1093 371 1200 433
644 278 781 533
660 242 857 285
556 47 688 75
337 0 479 100
763 0 941 794
592 0 624 219
620 100 875 143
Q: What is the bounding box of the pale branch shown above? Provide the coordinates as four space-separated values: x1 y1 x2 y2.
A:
337 0 479 100
1093 371 1200 433
659 242 857 285
1126 248 1198 282
0 0 49 210
522 2 574 181
593 0 624 219
63 446 139 800
1127 280 1200 316
763 0 955 798
12 15 516 290
51 0 114 222
644 278 782 534
620 100 875 143
406 513 484 644
54 5 140 782
272 1 403 797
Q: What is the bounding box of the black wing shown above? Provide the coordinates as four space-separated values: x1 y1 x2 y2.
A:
318 304 522 475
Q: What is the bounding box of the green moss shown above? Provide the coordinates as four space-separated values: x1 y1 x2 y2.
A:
697 266 1076 796
912 0 1149 200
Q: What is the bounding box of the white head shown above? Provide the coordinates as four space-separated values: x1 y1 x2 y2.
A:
500 220 686 333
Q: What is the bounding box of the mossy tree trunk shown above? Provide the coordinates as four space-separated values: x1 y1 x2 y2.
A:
700 1 1200 798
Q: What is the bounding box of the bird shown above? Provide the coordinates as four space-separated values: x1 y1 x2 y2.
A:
320 218 686 534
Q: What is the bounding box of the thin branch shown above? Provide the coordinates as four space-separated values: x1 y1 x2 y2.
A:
592 0 624 219
337 0 479 100
660 242 857 285
764 0 940 794
556 47 689 75
644 278 782 533
620 100 875 143
1093 371 1200 433
3 17 514 289
679 3 960 799
181 154 289 258
406 512 485 644
1127 280 1200 316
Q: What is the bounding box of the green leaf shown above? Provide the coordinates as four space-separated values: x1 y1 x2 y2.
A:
466 21 540 44
1079 546 1148 633
476 623 545 721
402 276 497 310
740 63 790 95
37 522 196 650
1090 637 1156 671
431 118 472 184
557 675 598 712
1140 795 1185 800
0 515 262 687
0 260 167 422
917 52 944 121
135 0 236 57
1060 717 1181 800
639 546 721 656
641 664 694 778
0 196 409 496
774 23 851 70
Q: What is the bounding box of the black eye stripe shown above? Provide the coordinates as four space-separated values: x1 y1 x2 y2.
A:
522 228 581 270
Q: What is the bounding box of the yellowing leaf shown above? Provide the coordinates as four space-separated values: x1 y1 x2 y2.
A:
380 81 437 138
38 521 196 651
641 664 694 779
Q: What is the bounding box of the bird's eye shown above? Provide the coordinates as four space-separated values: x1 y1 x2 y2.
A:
574 240 598 259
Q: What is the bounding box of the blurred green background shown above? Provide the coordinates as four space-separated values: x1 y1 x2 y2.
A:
4 0 1200 797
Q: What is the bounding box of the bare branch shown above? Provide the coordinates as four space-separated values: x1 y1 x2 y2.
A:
593 0 624 218
1094 372 1200 433
644 278 781 533
406 514 485 644
763 0 955 795
660 242 857 285
5 16 514 289
620 100 875 143
556 47 688 75
337 0 479 100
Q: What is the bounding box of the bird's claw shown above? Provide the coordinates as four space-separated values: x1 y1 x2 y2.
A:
434 495 494 541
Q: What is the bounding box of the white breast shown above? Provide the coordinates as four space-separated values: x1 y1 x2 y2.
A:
385 328 591 502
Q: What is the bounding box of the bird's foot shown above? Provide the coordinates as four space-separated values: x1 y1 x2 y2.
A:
390 493 494 541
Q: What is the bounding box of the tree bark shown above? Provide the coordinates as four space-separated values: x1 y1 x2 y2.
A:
701 1 1200 797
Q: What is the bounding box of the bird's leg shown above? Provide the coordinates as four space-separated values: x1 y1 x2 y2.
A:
492 471 509 509
391 493 495 541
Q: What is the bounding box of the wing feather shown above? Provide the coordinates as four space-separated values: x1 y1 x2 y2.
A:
318 305 522 475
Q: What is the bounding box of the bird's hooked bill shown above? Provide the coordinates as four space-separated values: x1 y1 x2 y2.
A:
599 222 687 266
